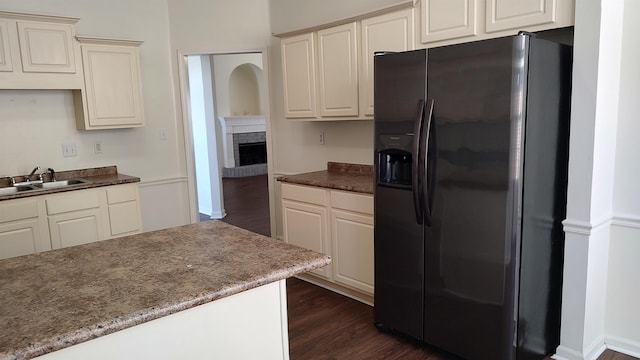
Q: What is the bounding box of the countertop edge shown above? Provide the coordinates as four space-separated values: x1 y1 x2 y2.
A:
11 255 330 360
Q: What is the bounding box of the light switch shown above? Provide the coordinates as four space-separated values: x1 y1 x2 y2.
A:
62 143 77 157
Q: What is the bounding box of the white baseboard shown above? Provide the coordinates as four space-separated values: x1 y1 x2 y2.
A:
606 335 640 359
553 340 606 360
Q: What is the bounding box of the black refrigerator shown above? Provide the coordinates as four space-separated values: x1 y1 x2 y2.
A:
373 33 572 360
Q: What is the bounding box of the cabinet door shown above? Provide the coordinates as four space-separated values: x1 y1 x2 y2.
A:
108 202 141 237
0 220 43 260
281 33 317 118
421 0 476 43
80 43 144 128
0 20 13 72
317 22 359 117
486 0 556 32
16 20 76 73
106 184 141 237
360 9 415 117
48 209 103 249
331 209 374 294
282 200 331 278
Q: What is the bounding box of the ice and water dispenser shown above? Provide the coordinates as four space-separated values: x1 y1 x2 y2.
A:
377 134 412 188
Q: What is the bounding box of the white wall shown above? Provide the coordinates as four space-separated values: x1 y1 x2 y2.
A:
0 0 190 231
188 56 213 216
212 53 263 117
606 0 640 356
166 0 272 224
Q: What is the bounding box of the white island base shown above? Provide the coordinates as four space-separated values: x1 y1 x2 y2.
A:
36 280 290 360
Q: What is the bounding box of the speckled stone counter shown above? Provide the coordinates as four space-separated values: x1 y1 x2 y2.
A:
0 166 139 201
0 221 331 360
277 162 374 194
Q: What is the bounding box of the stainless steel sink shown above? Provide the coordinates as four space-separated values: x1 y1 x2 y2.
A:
0 185 37 195
35 179 92 189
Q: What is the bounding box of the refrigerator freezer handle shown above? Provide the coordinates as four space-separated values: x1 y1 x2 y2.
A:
421 99 435 226
412 99 426 225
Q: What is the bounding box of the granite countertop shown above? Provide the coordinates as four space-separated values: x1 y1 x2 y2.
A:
0 221 331 360
277 162 374 194
0 166 140 201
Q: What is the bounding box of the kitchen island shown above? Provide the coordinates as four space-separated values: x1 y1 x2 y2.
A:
0 221 330 360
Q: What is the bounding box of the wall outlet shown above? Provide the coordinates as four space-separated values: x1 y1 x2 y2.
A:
62 143 77 157
319 131 325 145
159 128 167 140
94 142 103 154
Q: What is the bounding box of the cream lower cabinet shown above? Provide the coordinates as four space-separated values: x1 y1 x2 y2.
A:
282 184 331 278
330 190 374 294
0 198 50 260
46 189 104 249
0 184 141 259
106 184 142 238
281 183 374 298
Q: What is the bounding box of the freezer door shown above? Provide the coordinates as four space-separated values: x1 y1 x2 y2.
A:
373 49 427 340
423 36 524 360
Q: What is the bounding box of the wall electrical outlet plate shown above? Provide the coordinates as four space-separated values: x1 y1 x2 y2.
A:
62 143 77 157
94 142 103 154
319 131 325 145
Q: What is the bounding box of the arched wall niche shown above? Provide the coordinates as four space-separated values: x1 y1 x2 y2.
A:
229 63 264 116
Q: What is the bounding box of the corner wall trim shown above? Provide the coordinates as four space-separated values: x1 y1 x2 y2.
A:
611 214 640 229
563 217 612 235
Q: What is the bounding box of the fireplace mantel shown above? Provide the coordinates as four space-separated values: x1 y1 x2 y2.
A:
218 116 266 169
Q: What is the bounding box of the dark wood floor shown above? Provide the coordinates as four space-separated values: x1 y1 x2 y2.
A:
200 175 270 237
204 177 634 360
287 278 636 360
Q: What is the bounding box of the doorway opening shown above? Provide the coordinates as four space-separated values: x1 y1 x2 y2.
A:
185 52 270 237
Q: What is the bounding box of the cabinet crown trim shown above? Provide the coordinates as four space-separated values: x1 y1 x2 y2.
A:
75 36 143 47
0 11 79 24
272 0 415 38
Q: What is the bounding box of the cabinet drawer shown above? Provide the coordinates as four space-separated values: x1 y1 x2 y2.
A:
0 199 39 223
281 183 327 206
46 190 100 215
330 191 373 215
106 185 137 204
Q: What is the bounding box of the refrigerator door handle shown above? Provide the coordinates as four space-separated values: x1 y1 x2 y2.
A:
412 99 426 224
420 98 435 226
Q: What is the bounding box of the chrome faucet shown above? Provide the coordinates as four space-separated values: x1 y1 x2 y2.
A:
25 166 40 183
2 176 15 186
48 168 56 182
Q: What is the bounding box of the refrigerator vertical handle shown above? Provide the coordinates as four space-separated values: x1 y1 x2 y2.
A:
420 99 435 226
412 99 426 225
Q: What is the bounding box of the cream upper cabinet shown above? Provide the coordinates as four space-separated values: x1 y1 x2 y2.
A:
486 0 556 32
360 8 415 117
75 37 145 130
279 7 417 121
281 33 317 118
16 20 76 73
418 0 574 47
0 11 83 89
317 22 359 117
0 20 13 72
421 0 476 43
